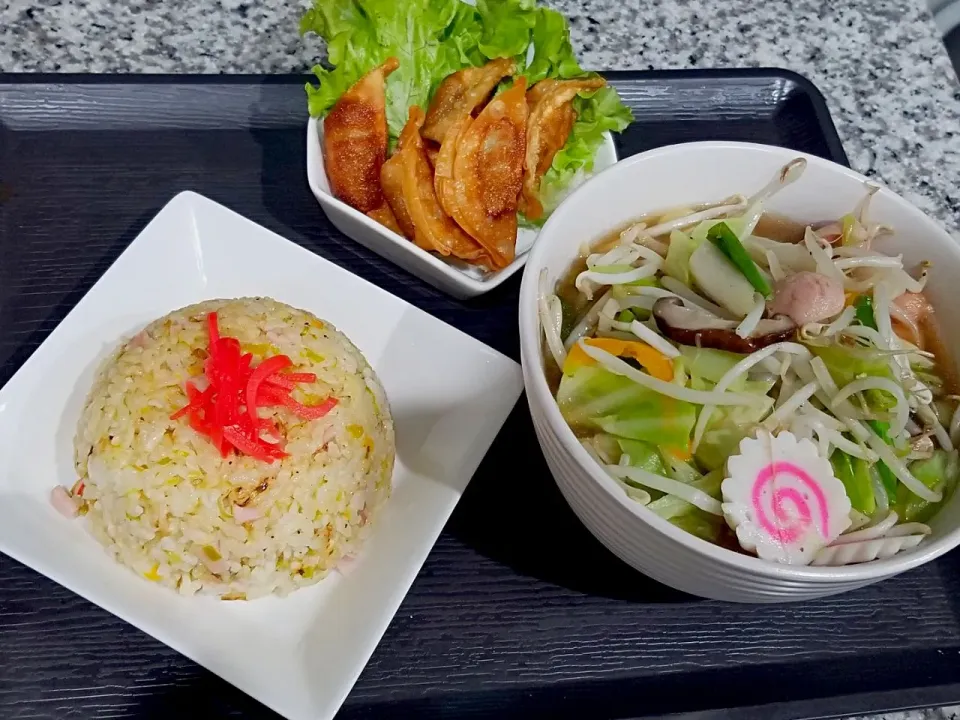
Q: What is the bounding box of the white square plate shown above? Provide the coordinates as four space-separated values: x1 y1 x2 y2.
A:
306 117 618 299
0 192 523 720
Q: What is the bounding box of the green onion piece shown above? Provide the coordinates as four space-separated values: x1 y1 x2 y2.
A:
867 419 899 497
616 309 635 323
854 294 878 330
706 222 772 298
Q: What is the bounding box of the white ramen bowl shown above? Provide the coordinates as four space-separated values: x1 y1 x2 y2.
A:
518 140 960 603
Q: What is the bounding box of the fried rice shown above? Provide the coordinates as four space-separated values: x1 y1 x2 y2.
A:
72 297 394 599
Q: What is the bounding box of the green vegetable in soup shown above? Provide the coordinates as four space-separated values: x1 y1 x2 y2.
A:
558 365 696 447
663 229 701 286
830 450 876 516
894 450 960 522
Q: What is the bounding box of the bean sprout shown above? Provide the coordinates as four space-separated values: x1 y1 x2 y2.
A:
736 294 766 338
804 227 844 282
917 403 953 452
794 359 936 499
575 265 659 298
807 420 877 461
631 243 667 265
692 343 812 452
587 245 640 268
538 270 566 370
564 290 612 349
745 158 807 207
834 256 904 271
639 201 748 239
763 382 818 431
605 465 723 515
830 511 899 545
831 377 910 436
628 319 680 358
822 306 857 337
765 250 785 282
578 341 761 407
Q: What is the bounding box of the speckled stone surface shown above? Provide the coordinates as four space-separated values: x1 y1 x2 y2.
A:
2 0 960 718
851 710 960 720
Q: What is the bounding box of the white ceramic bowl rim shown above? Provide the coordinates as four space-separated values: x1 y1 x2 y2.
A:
305 118 618 296
520 140 960 584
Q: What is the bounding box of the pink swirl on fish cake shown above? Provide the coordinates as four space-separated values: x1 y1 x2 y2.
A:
751 461 830 546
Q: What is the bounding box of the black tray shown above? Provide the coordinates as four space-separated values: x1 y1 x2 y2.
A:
3 70 950 720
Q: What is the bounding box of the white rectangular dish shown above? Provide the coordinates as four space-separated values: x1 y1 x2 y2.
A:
306 117 617 299
0 191 523 720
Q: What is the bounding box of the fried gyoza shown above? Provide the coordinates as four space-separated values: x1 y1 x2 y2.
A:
323 57 400 213
520 77 606 220
424 141 441 169
379 153 416 240
434 113 470 210
421 58 516 144
438 77 528 269
398 107 488 264
366 204 405 237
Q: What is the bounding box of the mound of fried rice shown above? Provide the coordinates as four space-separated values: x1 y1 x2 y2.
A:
73 297 394 599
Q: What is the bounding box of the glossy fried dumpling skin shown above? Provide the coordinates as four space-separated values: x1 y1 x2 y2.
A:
366 204 405 237
520 77 606 220
379 152 417 240
398 107 488 264
421 58 516 144
438 78 528 269
323 57 400 213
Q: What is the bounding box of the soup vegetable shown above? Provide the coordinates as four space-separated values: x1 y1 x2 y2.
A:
538 159 960 566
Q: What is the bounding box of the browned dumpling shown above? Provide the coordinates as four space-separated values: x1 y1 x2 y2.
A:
421 58 516 144
323 57 400 213
398 107 489 264
520 77 606 220
379 152 416 240
438 78 528 269
366 204 405 237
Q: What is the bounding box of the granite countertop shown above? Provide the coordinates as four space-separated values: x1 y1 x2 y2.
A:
2 0 960 719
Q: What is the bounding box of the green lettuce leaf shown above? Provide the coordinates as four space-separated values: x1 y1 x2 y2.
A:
524 7 587 83
524 3 633 212
476 0 538 58
538 86 634 216
301 0 485 137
